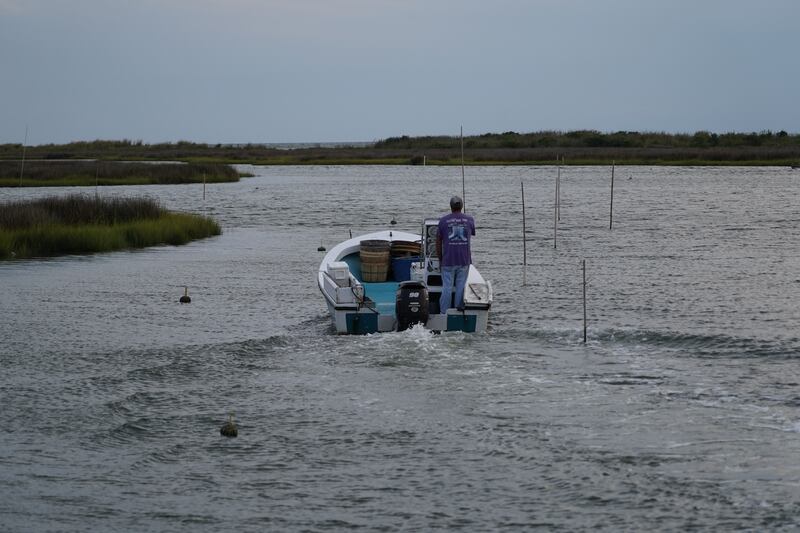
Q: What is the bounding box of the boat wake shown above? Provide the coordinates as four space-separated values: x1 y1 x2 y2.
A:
500 325 800 359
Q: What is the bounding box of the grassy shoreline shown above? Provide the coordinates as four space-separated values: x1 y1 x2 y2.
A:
2 131 800 166
0 160 245 187
243 157 800 167
0 195 221 260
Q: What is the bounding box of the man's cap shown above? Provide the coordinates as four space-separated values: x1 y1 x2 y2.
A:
450 195 463 209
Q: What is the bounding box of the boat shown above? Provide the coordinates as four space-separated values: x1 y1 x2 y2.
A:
317 218 492 334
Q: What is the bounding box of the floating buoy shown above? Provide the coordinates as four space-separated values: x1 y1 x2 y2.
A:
390 216 397 225
318 240 326 252
220 413 238 437
179 286 191 304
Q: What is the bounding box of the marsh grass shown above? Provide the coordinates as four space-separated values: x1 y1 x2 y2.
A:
0 195 221 259
2 133 799 166
0 161 240 187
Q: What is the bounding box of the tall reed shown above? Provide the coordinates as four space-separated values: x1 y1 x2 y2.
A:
0 161 239 187
0 195 220 259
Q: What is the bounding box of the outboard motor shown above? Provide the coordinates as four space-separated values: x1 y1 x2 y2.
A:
395 281 429 331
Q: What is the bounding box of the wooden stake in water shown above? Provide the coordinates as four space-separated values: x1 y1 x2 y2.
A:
609 160 615 230
203 173 206 200
460 125 466 211
95 163 99 198
521 180 527 286
557 156 561 221
19 125 28 187
582 259 587 343
553 164 558 249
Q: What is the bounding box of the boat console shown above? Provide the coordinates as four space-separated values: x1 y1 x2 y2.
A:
413 218 442 286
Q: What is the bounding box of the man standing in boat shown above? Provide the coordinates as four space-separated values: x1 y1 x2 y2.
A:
436 195 475 313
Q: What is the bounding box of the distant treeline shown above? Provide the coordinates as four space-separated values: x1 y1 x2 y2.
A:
0 160 241 187
376 130 800 149
2 131 800 165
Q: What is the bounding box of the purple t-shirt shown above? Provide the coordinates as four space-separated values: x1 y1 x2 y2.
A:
438 212 475 267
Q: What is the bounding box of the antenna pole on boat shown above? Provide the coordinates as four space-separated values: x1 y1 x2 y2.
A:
460 126 466 211
521 180 527 286
19 125 28 187
609 160 615 230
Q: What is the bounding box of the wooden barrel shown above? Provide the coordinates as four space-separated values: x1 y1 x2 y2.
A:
360 239 390 252
361 261 389 282
360 249 390 263
360 240 390 282
391 240 422 257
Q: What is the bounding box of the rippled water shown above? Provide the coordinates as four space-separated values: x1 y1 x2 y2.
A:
1 165 799 531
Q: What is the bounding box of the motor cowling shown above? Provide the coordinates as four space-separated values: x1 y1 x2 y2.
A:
395 281 429 331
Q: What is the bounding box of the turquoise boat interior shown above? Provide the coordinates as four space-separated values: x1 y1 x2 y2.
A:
342 252 400 317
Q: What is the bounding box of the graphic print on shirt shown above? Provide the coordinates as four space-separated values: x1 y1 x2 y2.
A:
448 223 468 242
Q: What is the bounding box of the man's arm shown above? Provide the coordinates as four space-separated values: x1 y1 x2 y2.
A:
436 233 442 259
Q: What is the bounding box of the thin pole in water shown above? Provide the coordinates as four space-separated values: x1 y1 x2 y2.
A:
95 163 99 198
203 173 206 201
460 125 466 211
19 125 28 187
521 180 527 286
557 156 561 221
553 162 558 249
582 259 587 343
609 160 615 229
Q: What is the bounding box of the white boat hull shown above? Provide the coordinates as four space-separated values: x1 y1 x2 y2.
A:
318 226 492 334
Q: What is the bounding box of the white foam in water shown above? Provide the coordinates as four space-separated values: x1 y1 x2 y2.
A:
406 322 434 341
350 322 442 358
389 323 440 354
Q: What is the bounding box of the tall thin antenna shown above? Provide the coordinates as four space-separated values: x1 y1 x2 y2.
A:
19 125 28 187
460 125 466 211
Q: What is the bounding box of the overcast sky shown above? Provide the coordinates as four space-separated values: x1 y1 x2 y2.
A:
2 0 798 145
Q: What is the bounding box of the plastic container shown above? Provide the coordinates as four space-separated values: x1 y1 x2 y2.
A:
391 256 420 282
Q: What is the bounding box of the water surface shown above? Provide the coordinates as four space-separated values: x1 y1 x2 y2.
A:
1 165 799 531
